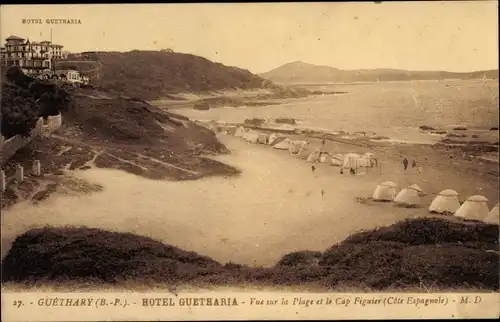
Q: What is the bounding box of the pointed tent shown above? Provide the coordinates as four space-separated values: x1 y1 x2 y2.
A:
289 140 307 154
483 203 499 225
363 152 376 167
428 189 460 214
343 153 361 169
243 131 260 144
225 127 237 136
408 184 424 193
319 152 329 163
257 133 269 144
267 133 279 145
307 150 321 163
454 195 490 221
234 126 247 138
357 156 371 168
272 138 291 150
372 181 397 201
330 153 344 166
394 184 424 207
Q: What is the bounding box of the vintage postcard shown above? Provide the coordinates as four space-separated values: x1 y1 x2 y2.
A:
0 2 499 321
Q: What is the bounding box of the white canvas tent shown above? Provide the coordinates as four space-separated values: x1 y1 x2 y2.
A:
243 132 260 144
343 153 361 169
330 154 344 166
257 133 269 144
372 181 397 201
234 126 247 138
394 184 423 207
363 152 377 167
357 156 371 168
307 150 321 163
272 138 291 150
428 189 460 214
319 153 329 163
289 140 307 154
454 195 490 221
267 133 279 145
483 203 499 225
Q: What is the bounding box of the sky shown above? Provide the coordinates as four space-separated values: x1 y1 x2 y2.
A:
1 2 498 74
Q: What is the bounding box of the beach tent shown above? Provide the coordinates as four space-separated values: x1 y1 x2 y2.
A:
394 184 424 207
363 152 377 167
319 153 329 163
483 203 499 225
343 153 361 169
428 189 460 214
225 127 237 136
306 150 321 163
454 195 490 221
257 133 269 144
267 133 279 145
357 156 371 168
234 126 247 138
372 181 397 201
330 154 344 167
289 140 306 154
243 132 260 144
272 138 291 150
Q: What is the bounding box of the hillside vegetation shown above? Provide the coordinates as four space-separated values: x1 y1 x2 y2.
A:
59 51 279 101
2 218 498 291
1 67 73 139
260 61 500 84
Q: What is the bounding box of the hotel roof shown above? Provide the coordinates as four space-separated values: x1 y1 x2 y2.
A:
6 35 25 41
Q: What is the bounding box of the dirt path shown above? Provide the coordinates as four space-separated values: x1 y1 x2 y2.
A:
50 134 200 175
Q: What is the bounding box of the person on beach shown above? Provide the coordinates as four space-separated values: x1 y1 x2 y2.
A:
412 160 417 168
340 168 344 174
321 189 325 199
403 157 409 171
311 165 316 172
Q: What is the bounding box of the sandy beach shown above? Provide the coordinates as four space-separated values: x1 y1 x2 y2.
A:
2 125 498 268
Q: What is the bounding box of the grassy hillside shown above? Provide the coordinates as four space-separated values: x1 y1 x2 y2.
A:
1 67 73 139
58 51 276 101
260 61 500 84
2 218 498 291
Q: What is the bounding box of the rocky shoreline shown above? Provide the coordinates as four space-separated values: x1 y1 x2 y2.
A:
199 118 500 161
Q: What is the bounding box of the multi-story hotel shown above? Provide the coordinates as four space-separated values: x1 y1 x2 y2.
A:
0 35 68 75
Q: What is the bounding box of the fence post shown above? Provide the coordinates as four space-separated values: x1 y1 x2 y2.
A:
0 170 5 192
15 164 24 183
32 160 41 176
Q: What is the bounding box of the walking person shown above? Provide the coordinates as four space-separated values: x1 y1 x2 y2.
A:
403 157 409 171
311 165 316 173
321 189 325 199
412 160 417 168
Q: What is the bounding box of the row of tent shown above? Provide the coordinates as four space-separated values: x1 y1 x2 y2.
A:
232 127 376 169
372 181 499 225
226 126 499 225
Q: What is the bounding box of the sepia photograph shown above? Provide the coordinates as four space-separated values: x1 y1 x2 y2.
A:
0 1 499 320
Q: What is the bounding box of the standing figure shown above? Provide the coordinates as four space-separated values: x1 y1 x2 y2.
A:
412 160 417 168
403 157 409 171
311 165 316 172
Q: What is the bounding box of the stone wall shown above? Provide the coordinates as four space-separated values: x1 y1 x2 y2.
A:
42 114 62 135
0 117 43 165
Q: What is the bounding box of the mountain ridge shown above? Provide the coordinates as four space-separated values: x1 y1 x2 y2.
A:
259 61 499 84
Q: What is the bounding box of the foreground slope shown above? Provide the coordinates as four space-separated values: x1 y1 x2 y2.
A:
2 218 498 291
260 61 500 84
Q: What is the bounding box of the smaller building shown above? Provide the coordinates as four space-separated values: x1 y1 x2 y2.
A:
56 69 83 84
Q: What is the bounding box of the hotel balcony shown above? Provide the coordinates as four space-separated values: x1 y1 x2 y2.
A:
6 58 50 69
